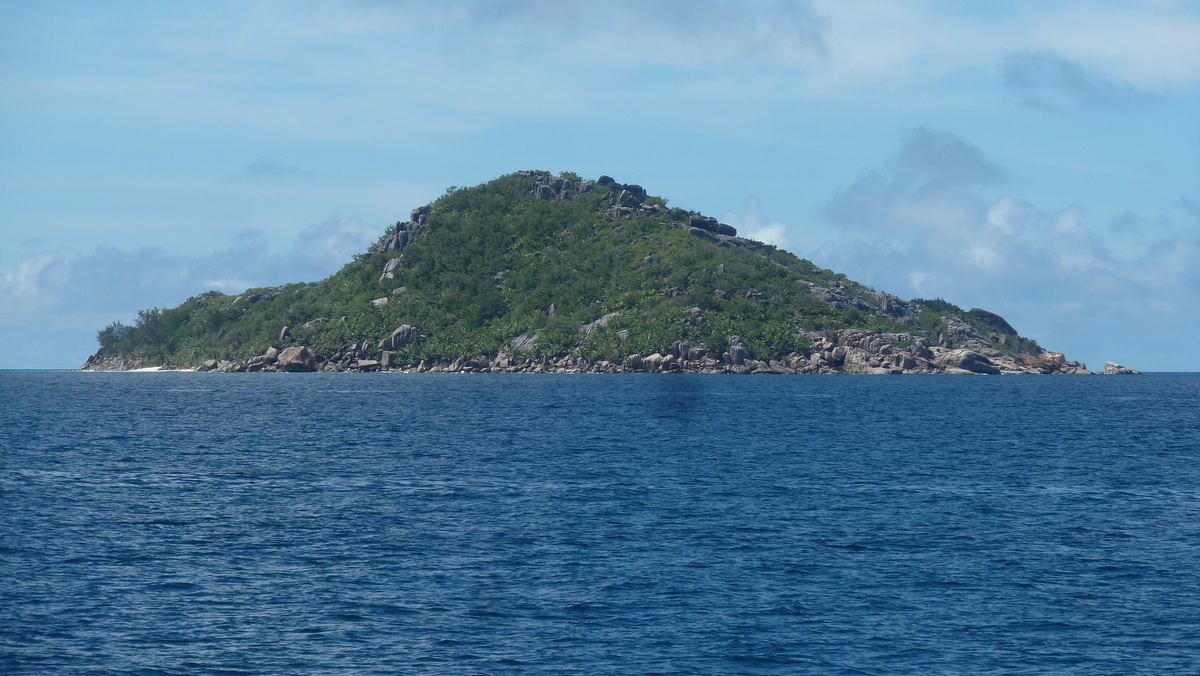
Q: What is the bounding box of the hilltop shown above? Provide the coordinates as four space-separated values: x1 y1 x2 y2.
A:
83 170 1109 374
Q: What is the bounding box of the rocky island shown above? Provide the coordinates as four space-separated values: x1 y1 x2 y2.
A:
83 171 1128 375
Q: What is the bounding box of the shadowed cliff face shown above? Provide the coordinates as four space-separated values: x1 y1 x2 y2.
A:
83 170 1099 375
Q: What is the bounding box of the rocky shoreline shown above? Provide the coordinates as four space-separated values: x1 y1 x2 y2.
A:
83 329 1133 375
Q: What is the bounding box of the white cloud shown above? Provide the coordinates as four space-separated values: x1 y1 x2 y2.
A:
986 196 1025 236
811 127 1200 370
724 198 792 248
806 0 1200 97
824 127 1002 237
0 253 65 299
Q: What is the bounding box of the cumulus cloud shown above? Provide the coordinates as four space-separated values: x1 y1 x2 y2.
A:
812 128 1199 370
825 127 1002 236
725 198 791 248
1002 50 1156 112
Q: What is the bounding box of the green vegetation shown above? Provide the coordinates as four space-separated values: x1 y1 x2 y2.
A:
92 171 1040 367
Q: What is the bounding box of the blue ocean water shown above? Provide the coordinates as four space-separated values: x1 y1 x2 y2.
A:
2 372 1199 674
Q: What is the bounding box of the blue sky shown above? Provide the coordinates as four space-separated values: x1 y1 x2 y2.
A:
2 0 1197 370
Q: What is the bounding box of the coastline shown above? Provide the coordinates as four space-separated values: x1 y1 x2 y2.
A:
80 347 1129 376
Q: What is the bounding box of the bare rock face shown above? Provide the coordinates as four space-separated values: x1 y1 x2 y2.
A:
935 348 1001 375
724 336 752 366
1105 361 1140 375
277 346 316 372
687 214 737 237
380 325 417 351
370 206 431 256
580 312 621 338
510 331 539 353
527 172 594 201
1029 351 1091 374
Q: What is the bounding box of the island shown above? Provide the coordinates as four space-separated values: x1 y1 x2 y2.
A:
83 171 1130 375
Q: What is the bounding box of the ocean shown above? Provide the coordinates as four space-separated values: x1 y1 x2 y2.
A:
2 371 1199 674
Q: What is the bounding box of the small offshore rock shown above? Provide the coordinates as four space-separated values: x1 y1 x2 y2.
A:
1105 361 1140 375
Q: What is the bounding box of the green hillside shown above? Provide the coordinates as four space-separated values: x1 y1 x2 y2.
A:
85 170 1090 374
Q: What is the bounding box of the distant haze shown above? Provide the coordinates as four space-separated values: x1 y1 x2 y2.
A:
2 1 1197 370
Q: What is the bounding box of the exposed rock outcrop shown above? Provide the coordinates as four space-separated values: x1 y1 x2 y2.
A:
276 346 316 372
723 336 752 366
935 349 1001 375
380 325 417 351
527 172 594 201
1105 361 1140 375
370 206 431 256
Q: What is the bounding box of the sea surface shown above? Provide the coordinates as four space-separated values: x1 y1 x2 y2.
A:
2 371 1199 674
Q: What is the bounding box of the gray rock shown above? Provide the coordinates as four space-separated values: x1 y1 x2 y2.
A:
936 349 1000 375
580 312 620 338
279 326 291 342
277 346 316 372
510 331 539 353
185 290 225 304
668 341 690 358
380 350 395 370
715 235 754 248
1104 361 1140 375
391 286 408 297
381 324 417 350
686 214 736 237
379 256 403 282
841 347 875 374
768 360 796 374
622 184 647 201
724 335 752 366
